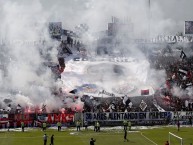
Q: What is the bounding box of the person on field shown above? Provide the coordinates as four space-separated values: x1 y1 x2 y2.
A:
90 138 96 145
84 120 88 130
165 140 169 145
94 121 97 132
43 122 47 131
124 129 129 142
57 121 62 131
43 134 48 145
76 120 81 131
50 134 54 145
7 121 10 132
128 121 131 131
123 120 128 131
177 121 180 131
96 121 100 132
21 121 25 132
189 116 192 126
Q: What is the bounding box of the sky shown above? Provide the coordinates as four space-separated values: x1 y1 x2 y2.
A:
39 0 193 35
1 0 193 36
156 0 193 21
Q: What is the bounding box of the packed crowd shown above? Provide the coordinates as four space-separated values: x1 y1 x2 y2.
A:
150 50 193 111
80 46 193 113
1 35 193 114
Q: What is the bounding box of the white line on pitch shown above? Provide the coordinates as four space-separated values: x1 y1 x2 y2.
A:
141 132 158 145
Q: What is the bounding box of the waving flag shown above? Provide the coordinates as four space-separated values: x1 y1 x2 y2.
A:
141 89 149 95
180 50 186 59
139 100 147 111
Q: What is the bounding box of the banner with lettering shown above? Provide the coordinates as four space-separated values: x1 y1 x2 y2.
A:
172 111 193 120
84 112 171 121
37 113 74 123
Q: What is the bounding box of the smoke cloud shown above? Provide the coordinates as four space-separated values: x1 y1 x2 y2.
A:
0 0 58 111
0 0 188 112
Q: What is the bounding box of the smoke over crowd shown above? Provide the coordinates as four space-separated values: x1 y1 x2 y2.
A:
0 0 193 113
0 0 61 112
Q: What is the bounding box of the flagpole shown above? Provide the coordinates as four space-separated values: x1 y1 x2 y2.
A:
148 0 151 39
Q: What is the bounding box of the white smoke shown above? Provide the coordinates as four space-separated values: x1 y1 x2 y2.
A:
59 0 180 97
0 0 60 111
172 86 193 99
0 0 187 112
171 86 186 98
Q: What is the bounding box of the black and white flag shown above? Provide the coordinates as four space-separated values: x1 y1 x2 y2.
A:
139 100 147 111
16 104 22 110
41 104 46 112
178 69 188 75
180 50 186 59
186 82 192 87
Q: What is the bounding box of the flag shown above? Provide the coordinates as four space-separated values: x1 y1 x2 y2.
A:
69 89 78 94
180 50 186 59
139 100 147 111
58 57 65 67
7 105 11 112
82 58 88 61
73 57 81 61
163 96 171 105
141 89 149 95
186 82 192 87
110 103 116 111
41 104 46 112
178 69 188 75
16 104 22 110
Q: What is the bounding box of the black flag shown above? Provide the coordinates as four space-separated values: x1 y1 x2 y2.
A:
69 89 78 94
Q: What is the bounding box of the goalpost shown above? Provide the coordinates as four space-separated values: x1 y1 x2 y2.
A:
169 132 183 145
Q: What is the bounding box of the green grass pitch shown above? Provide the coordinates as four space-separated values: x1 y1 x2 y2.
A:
0 126 192 145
